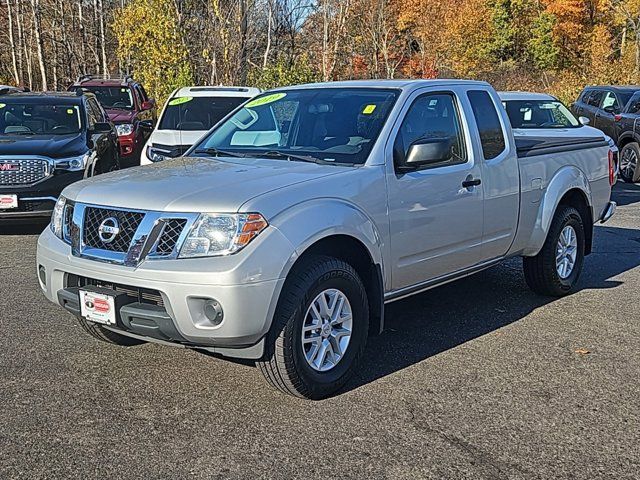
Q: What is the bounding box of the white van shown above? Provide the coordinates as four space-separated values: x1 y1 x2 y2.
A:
141 86 260 165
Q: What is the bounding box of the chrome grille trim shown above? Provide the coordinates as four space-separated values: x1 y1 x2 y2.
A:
70 202 198 266
0 156 51 186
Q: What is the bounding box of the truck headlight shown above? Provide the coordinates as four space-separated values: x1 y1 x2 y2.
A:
50 196 67 239
178 213 268 258
146 146 168 163
54 152 90 171
116 123 134 136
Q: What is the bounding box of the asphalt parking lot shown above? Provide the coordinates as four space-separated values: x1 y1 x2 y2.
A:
1 183 639 480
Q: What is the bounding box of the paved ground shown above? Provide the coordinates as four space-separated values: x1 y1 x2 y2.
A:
0 183 639 479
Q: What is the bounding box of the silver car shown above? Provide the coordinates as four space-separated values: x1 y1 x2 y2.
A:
37 80 616 399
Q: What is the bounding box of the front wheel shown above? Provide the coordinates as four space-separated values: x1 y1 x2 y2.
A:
619 142 640 183
523 205 585 297
258 255 369 400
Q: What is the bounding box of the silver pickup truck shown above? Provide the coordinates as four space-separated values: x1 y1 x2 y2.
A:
37 80 616 399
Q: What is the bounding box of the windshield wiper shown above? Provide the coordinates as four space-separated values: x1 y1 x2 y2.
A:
261 150 320 164
193 147 248 158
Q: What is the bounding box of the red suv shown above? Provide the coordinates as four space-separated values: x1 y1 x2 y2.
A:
69 75 156 167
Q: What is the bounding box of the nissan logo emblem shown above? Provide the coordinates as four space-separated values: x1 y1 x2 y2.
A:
97 217 120 244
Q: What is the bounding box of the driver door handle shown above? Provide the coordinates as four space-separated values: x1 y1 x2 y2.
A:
462 178 481 188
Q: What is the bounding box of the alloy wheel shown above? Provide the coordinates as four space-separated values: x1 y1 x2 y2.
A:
301 288 353 372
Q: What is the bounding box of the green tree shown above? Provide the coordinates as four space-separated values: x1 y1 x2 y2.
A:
248 56 319 90
113 0 193 104
528 12 560 70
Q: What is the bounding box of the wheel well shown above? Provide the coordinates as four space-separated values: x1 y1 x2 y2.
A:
618 136 636 150
295 235 384 336
558 189 593 255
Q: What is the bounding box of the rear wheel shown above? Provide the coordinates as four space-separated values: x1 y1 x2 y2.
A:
619 142 640 183
523 205 585 296
258 255 369 399
78 318 145 346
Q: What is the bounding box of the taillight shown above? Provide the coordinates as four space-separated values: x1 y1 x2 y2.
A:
608 150 615 186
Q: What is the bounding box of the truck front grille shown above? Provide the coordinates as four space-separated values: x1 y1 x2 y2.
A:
83 207 145 252
154 219 188 256
0 159 49 185
66 274 164 307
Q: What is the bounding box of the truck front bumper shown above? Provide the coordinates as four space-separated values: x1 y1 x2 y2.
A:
36 227 290 359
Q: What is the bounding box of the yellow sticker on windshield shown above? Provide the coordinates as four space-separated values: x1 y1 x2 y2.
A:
245 93 286 108
168 96 193 106
67 109 74 114
0 103 5 109
362 104 376 114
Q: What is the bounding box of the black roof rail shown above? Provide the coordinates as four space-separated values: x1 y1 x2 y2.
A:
76 73 134 84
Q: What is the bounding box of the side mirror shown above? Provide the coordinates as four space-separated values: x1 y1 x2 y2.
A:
91 122 112 133
578 116 590 126
141 100 155 111
603 105 618 114
139 119 155 130
398 138 453 171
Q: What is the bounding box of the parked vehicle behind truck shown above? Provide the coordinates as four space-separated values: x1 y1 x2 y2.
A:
37 80 616 399
572 85 640 182
142 86 260 165
69 75 156 168
0 91 119 221
500 91 619 178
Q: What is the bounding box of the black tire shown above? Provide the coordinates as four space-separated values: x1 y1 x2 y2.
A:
619 142 640 183
77 317 146 346
258 255 369 400
523 205 585 297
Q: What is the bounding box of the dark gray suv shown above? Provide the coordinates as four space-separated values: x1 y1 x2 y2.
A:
572 85 640 182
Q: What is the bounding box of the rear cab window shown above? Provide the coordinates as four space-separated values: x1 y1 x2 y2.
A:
467 90 506 160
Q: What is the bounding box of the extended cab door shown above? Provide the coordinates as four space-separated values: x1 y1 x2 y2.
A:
386 87 484 290
466 90 520 260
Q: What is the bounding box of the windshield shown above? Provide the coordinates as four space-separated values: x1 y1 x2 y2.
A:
503 100 579 128
0 102 82 135
194 88 399 164
83 86 134 110
159 96 247 131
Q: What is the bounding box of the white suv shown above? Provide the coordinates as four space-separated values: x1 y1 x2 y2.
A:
141 86 260 165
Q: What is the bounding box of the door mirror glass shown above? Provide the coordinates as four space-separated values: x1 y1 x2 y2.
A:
400 138 453 170
578 116 590 126
139 119 155 130
91 122 112 133
141 100 155 111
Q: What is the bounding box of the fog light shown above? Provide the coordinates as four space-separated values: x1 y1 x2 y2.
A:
38 265 46 286
203 299 223 326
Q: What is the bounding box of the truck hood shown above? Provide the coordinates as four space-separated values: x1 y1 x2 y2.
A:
105 109 135 124
0 133 86 158
65 156 350 213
